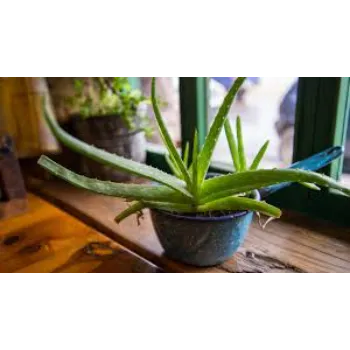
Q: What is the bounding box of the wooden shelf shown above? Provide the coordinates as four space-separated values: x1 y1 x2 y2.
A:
0 193 161 273
25 177 350 273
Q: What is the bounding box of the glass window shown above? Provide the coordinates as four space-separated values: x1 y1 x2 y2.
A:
139 77 181 147
209 77 298 169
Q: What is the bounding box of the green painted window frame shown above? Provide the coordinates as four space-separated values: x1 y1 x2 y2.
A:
145 77 350 225
269 78 350 225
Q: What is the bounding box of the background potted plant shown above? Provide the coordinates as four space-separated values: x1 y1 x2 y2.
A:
46 77 152 182
39 77 350 267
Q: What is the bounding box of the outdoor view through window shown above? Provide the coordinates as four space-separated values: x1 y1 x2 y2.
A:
139 77 181 147
139 77 349 186
209 77 298 169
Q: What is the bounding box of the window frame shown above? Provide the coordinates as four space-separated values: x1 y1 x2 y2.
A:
145 77 350 226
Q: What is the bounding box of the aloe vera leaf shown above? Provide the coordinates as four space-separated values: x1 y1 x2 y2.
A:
165 154 182 178
151 78 191 186
199 196 281 218
197 78 246 185
224 119 241 172
236 116 247 171
42 96 188 196
200 169 350 203
115 202 146 223
250 140 270 170
191 130 199 200
38 156 193 203
300 182 321 191
183 142 190 169
169 152 182 175
116 196 281 223
145 196 281 218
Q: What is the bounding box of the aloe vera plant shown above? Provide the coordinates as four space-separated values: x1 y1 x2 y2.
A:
38 77 350 224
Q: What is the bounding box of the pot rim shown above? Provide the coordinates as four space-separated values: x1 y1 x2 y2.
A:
151 190 261 222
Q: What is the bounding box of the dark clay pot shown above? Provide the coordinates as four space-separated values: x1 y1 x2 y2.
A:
151 190 260 267
62 114 146 182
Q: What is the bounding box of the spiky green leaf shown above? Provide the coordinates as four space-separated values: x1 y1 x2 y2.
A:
42 95 188 196
199 196 281 218
145 195 281 218
250 140 270 170
200 169 350 204
224 119 241 172
183 142 190 169
197 78 246 185
115 202 146 223
165 154 182 178
151 78 191 186
191 130 199 200
38 156 193 203
300 182 321 191
236 116 247 171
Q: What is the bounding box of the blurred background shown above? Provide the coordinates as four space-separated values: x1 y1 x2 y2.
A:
140 77 350 185
0 77 349 185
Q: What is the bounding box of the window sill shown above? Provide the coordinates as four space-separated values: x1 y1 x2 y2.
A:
25 176 350 273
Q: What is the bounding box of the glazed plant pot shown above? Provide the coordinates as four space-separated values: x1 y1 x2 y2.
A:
62 114 146 182
151 190 260 267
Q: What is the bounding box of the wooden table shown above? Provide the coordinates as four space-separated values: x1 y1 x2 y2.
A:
23 178 350 273
0 193 161 273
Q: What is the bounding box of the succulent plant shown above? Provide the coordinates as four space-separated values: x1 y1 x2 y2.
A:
38 77 350 223
66 77 152 136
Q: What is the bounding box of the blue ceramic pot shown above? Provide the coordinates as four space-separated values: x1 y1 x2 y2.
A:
151 190 260 267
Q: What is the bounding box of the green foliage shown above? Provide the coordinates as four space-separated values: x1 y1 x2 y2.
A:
39 77 350 224
224 119 240 171
196 77 246 186
250 141 270 170
151 78 191 186
41 98 190 197
183 142 190 169
191 130 199 202
66 77 153 136
236 116 247 171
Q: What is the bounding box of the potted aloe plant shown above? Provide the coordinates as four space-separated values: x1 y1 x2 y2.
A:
39 77 350 267
46 77 152 182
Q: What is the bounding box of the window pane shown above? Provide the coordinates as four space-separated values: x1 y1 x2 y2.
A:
341 116 350 185
209 77 298 169
139 77 181 147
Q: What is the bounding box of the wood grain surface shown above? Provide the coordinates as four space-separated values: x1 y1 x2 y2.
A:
26 178 350 273
0 193 161 273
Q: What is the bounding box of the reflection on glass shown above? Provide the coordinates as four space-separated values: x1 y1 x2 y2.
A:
210 77 298 169
341 117 350 185
139 77 181 147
